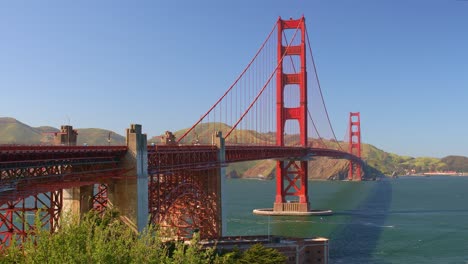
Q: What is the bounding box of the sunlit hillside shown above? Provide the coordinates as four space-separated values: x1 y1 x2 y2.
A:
0 117 125 146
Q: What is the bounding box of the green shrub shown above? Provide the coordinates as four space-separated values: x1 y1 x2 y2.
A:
0 210 286 264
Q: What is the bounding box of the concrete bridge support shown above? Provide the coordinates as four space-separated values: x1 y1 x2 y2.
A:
215 132 226 236
108 124 149 232
63 185 94 218
54 125 78 146
59 125 93 218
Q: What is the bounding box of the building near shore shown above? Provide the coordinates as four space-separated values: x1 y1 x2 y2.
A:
201 235 329 264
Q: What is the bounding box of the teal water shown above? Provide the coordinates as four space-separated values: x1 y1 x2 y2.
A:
224 177 468 263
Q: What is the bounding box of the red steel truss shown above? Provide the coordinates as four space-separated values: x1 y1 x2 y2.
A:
146 142 364 238
0 146 127 203
0 191 62 248
149 169 220 239
147 145 220 239
93 184 109 215
147 145 219 173
0 144 364 245
225 146 308 162
0 146 128 248
348 112 362 181
226 146 361 163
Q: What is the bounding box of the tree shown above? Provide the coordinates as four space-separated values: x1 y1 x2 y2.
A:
237 244 286 264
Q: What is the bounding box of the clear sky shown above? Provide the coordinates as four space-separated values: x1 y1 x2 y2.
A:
0 1 467 158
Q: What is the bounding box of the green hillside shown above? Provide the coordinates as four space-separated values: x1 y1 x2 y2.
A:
441 156 468 172
76 128 125 146
0 117 56 144
0 117 125 146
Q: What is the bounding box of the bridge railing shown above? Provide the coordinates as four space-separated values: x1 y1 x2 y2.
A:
225 146 309 163
147 145 219 173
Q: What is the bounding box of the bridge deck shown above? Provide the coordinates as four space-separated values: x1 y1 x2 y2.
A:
0 144 362 204
0 146 128 204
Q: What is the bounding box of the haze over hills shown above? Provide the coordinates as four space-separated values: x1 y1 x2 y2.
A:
1 117 466 179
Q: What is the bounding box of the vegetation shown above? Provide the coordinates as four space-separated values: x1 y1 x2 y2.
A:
363 143 453 175
1 210 286 264
441 156 468 172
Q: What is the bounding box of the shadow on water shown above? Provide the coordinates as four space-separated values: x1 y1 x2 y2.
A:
330 180 393 264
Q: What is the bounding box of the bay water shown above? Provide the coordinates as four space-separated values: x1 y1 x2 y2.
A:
224 176 468 263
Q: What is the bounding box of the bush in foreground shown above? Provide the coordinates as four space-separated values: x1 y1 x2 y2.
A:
0 210 286 264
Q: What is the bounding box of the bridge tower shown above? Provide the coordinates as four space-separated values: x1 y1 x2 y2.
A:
274 17 309 212
348 112 362 181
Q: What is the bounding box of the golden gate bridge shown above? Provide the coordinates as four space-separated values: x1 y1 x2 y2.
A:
0 16 363 247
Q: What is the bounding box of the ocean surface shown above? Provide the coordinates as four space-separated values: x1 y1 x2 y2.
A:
224 176 468 263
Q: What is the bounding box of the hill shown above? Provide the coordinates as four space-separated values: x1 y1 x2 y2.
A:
0 117 59 144
0 117 125 146
2 118 466 179
441 156 468 172
76 128 125 146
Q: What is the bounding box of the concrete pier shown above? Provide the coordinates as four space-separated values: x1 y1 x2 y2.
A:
58 125 93 218
54 125 78 146
215 131 227 236
253 208 333 216
108 124 148 232
63 185 94 217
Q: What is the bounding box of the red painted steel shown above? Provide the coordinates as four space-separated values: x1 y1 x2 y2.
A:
0 191 62 249
0 145 128 248
226 146 308 163
0 146 127 205
147 145 221 239
93 184 109 215
275 17 309 208
348 112 362 180
146 143 361 238
148 166 220 239
147 145 219 173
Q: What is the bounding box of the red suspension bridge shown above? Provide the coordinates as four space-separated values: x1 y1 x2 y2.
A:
0 16 363 247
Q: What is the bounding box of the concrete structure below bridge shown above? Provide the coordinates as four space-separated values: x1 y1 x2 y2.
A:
252 208 333 216
61 124 149 232
200 235 329 264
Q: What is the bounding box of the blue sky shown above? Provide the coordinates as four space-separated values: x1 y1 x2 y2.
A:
0 1 467 158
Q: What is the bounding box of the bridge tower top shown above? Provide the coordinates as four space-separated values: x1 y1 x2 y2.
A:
348 112 362 180
348 112 361 158
276 16 307 147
